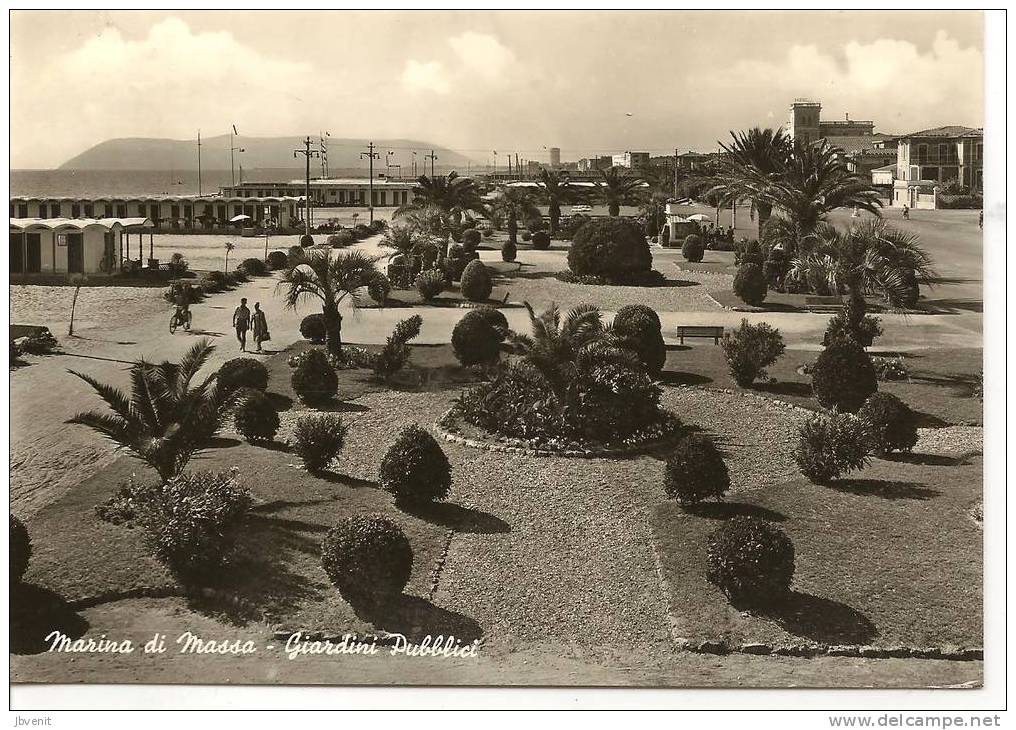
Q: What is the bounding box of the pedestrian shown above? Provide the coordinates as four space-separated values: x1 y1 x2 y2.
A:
902 204 910 220
979 210 983 229
232 297 251 352
251 302 270 353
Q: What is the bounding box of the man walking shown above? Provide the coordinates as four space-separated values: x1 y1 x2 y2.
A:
232 297 251 352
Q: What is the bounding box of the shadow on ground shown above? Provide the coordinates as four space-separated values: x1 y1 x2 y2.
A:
683 501 787 523
826 479 940 501
360 595 483 644
11 583 90 655
756 591 877 645
404 501 511 534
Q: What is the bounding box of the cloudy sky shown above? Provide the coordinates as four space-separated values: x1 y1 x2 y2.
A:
10 10 984 169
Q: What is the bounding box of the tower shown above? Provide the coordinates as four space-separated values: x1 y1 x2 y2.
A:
549 147 561 168
788 100 821 144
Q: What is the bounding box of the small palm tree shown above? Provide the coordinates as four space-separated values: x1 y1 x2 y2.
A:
538 168 577 235
276 249 380 356
598 167 644 216
67 339 239 482
68 273 87 336
393 203 453 241
224 241 235 273
491 187 541 244
379 224 434 260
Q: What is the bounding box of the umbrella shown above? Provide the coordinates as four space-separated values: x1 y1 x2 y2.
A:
687 213 710 222
229 214 252 223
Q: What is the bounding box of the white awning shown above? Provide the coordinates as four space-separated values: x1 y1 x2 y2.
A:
9 217 154 232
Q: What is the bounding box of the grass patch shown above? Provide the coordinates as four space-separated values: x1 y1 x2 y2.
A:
652 455 982 649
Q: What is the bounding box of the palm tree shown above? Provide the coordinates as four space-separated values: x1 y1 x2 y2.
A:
757 140 883 240
491 186 541 244
708 127 793 231
397 172 486 225
67 339 239 482
598 167 644 216
224 241 235 273
393 203 453 241
68 273 87 336
508 302 639 398
277 249 381 356
538 168 577 235
378 224 434 260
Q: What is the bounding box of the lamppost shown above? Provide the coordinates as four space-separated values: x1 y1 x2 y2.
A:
386 150 395 178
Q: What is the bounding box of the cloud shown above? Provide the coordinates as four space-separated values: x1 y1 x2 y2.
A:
401 59 451 94
448 31 515 79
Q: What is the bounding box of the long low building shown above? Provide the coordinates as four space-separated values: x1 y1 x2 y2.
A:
10 218 153 275
9 195 304 229
220 178 417 207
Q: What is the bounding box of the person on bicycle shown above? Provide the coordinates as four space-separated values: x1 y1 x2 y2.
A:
173 284 192 327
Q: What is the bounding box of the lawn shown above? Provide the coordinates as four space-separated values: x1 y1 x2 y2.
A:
652 454 982 650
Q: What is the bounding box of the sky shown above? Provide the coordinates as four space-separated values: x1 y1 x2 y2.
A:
9 10 984 169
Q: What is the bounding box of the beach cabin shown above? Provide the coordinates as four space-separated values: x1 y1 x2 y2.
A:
9 218 153 276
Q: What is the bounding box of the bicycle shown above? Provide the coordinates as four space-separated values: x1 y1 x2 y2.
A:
169 308 192 334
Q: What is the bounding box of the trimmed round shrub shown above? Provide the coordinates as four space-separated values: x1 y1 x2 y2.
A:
720 319 786 387
353 224 372 240
501 240 517 262
368 274 391 305
567 217 652 281
733 263 767 306
218 357 269 392
857 392 918 455
300 314 327 344
793 411 870 483
328 231 357 248
292 413 348 473
379 425 452 508
300 234 315 247
664 434 730 506
823 310 883 349
459 260 493 302
452 308 507 366
288 245 305 261
415 269 446 300
135 469 252 582
531 230 550 250
707 516 795 606
10 515 30 585
201 270 227 292
234 389 280 444
812 338 878 413
291 348 338 405
239 257 268 277
682 234 704 262
462 229 481 251
521 231 532 242
267 250 289 270
321 515 413 610
612 304 666 374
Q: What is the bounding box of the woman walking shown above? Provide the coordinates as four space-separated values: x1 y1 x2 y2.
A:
251 302 270 353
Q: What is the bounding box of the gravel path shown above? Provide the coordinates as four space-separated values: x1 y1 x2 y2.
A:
914 426 983 456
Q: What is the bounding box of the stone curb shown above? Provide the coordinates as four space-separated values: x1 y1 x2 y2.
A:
673 637 982 662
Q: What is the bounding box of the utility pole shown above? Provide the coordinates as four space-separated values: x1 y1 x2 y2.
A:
319 132 330 178
673 147 679 200
515 153 520 181
386 150 395 178
197 131 203 196
412 151 418 178
294 136 320 237
361 141 379 224
426 149 437 178
230 125 244 189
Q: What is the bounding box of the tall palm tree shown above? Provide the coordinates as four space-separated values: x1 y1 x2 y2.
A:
538 168 576 235
378 224 435 260
396 171 486 225
277 249 380 356
491 186 541 245
598 167 644 216
224 241 235 273
67 340 238 482
508 302 639 398
708 127 793 231
757 140 883 240
392 204 453 241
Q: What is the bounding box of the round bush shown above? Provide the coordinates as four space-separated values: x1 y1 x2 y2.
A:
531 230 551 250
459 260 493 302
10 515 31 585
857 392 918 455
288 245 305 261
300 314 327 344
567 217 652 281
368 274 391 305
793 411 870 483
291 348 338 405
415 269 446 301
452 308 507 366
462 229 481 250
218 357 270 392
379 425 452 508
812 338 878 413
239 257 268 277
664 434 730 506
501 240 517 262
823 310 883 349
733 263 767 306
612 305 666 374
320 515 413 610
300 234 315 247
233 389 280 444
707 516 795 606
292 413 347 473
682 234 704 262
267 250 289 270
521 231 532 242
720 319 786 387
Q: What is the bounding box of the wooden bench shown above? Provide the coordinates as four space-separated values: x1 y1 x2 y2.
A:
675 325 724 345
